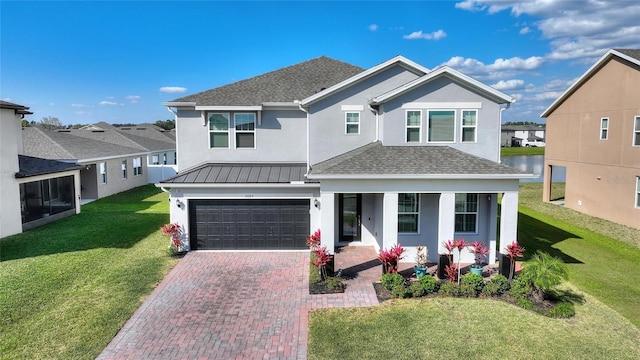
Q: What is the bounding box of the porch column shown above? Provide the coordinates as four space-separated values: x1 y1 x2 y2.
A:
488 194 498 264
499 191 519 254
320 191 335 255
437 192 456 254
542 163 552 202
382 192 398 249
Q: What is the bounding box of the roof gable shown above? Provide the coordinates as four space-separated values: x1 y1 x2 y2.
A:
170 56 364 106
541 48 640 118
300 55 430 106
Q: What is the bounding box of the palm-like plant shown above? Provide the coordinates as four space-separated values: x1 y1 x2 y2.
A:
521 251 569 301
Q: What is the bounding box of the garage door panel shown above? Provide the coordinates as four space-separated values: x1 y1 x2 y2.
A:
189 199 309 250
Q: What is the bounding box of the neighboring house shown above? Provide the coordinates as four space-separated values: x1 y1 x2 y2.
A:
22 127 152 201
115 124 178 183
1 101 81 238
501 125 546 147
160 55 532 264
541 48 640 230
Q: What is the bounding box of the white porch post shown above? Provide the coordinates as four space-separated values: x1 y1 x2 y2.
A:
499 191 519 254
382 192 398 249
488 194 498 264
438 192 456 255
320 191 335 255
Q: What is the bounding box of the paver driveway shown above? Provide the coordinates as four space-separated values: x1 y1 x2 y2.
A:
98 250 381 360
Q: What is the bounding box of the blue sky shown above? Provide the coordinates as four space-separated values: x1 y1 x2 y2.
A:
2 0 639 125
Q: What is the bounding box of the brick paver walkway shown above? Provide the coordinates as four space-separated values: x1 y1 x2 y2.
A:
98 247 389 360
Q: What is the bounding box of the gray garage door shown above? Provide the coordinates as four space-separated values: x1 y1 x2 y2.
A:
189 199 310 250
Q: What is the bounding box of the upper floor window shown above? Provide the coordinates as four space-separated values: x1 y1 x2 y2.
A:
133 157 142 176
121 160 127 179
406 110 421 143
600 117 609 140
428 110 455 142
634 116 640 146
234 113 255 148
398 193 419 233
461 110 477 143
209 113 230 148
99 162 107 184
151 155 160 165
455 193 478 233
345 112 360 134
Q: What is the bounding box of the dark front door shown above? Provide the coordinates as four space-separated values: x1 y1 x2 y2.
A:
189 199 310 250
339 193 361 242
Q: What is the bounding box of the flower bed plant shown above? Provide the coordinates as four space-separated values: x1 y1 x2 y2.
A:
307 229 345 294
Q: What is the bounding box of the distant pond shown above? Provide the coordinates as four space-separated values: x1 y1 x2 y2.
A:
501 155 566 183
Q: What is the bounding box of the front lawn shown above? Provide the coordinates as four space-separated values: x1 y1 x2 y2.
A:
0 185 177 360
501 146 545 156
309 294 640 360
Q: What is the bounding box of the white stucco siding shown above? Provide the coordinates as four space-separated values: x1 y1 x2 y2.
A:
380 76 503 162
175 109 307 171
308 65 422 165
0 108 24 237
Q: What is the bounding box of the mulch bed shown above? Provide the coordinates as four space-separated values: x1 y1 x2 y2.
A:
309 281 346 295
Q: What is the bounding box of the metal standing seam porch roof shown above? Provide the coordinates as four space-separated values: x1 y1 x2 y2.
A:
160 163 317 185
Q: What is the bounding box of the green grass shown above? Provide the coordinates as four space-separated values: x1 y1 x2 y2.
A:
0 185 177 360
501 146 545 156
309 293 640 360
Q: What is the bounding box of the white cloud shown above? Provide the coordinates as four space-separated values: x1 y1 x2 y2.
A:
71 103 92 108
519 26 531 35
403 29 447 40
99 101 120 106
368 24 378 31
126 95 140 104
159 86 188 93
491 79 525 90
442 55 544 80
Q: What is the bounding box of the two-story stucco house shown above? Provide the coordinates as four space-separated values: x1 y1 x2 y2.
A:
159 56 531 264
541 49 640 230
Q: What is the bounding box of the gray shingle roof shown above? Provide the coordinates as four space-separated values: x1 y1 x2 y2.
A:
1 100 32 115
16 155 82 178
160 163 316 184
614 48 640 61
309 142 528 177
172 56 364 106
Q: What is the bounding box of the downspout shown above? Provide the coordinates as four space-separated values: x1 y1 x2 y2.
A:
368 104 379 142
498 102 511 163
296 101 311 175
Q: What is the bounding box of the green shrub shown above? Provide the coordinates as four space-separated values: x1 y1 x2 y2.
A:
517 298 534 310
438 282 461 297
547 302 575 318
521 251 569 301
508 276 532 300
381 273 405 290
460 273 484 297
409 281 426 297
490 274 510 293
325 276 345 291
392 284 411 298
419 275 440 294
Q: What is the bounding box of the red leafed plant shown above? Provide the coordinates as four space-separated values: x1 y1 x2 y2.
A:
468 241 488 266
442 239 466 283
444 263 458 283
161 223 183 254
378 244 406 274
312 246 332 280
306 229 321 249
506 240 525 282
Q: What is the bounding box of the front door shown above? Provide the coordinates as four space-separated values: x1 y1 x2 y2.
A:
339 193 361 242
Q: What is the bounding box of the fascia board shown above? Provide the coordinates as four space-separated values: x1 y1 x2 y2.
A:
194 106 262 111
307 173 535 180
540 49 640 118
154 182 321 189
77 151 150 163
163 102 197 107
300 55 430 106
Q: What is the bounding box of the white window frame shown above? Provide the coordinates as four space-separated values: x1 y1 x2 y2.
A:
163 153 167 165
174 152 177 165
398 193 420 233
427 109 456 143
455 193 478 234
208 112 230 149
600 117 609 140
345 112 360 135
121 160 127 179
634 116 640 146
405 110 422 143
151 155 160 165
234 113 256 149
133 157 142 176
99 162 107 184
636 177 640 209
461 109 478 143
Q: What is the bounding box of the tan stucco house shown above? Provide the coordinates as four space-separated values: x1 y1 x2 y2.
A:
541 49 640 230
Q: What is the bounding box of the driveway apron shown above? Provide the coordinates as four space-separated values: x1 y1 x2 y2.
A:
97 251 379 360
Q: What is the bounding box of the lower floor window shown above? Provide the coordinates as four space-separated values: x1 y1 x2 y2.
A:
133 157 142 176
455 193 478 233
398 193 419 233
636 177 640 208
